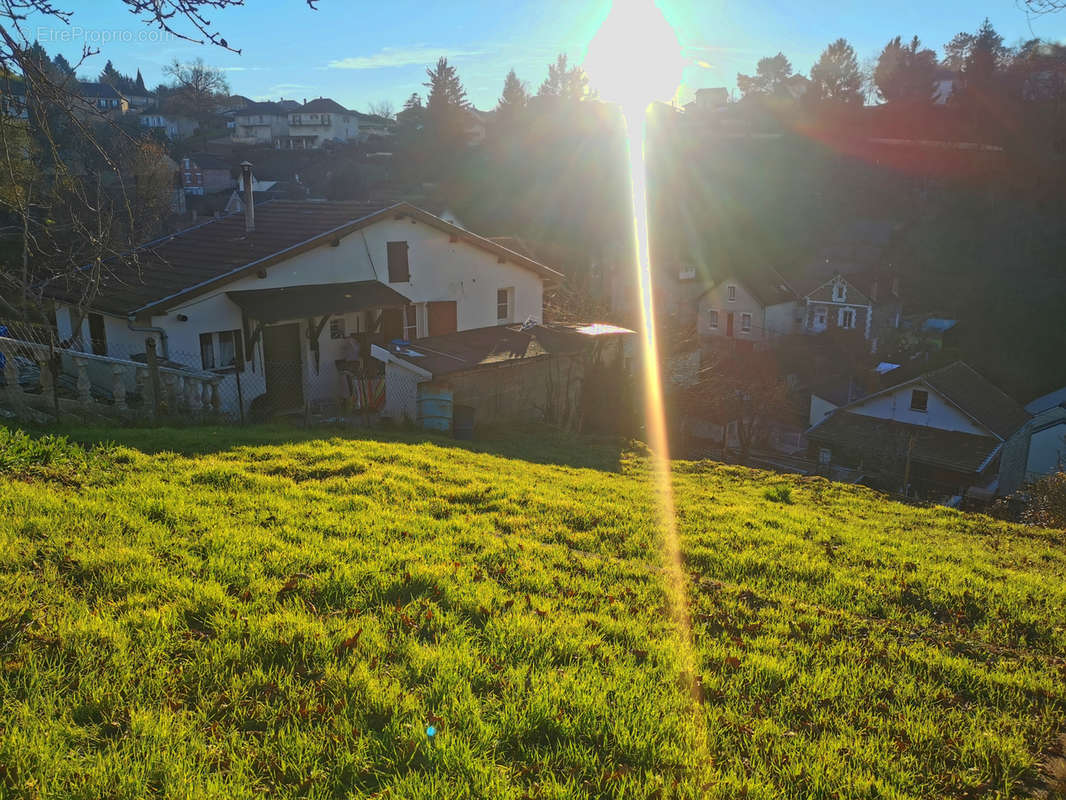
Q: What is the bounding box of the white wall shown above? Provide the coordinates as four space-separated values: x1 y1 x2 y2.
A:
848 382 989 435
698 278 764 340
147 215 542 413
809 394 838 428
1026 413 1066 481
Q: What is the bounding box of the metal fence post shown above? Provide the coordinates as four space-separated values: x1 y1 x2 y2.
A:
146 338 162 420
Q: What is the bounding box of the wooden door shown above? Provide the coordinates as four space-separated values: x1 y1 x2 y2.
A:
263 323 303 409
726 312 734 338
427 301 457 336
380 308 404 341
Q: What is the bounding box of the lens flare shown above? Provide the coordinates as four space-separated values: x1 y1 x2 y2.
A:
585 0 707 742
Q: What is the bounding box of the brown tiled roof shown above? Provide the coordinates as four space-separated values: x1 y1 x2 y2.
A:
46 201 562 317
922 361 1030 439
298 98 351 114
701 265 795 307
808 411 1002 474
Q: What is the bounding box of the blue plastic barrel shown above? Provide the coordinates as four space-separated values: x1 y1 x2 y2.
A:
417 383 453 433
453 404 475 440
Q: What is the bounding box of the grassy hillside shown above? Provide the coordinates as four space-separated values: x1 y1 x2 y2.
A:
0 425 1064 799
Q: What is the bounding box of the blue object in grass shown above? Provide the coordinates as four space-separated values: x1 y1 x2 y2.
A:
426 725 436 739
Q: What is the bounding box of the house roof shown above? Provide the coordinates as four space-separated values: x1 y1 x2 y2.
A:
238 101 289 116
185 153 231 171
699 265 796 307
1026 386 1066 415
922 362 1030 439
227 281 409 324
78 82 123 99
808 412 1003 475
48 201 562 317
297 98 351 114
790 219 900 297
375 322 633 379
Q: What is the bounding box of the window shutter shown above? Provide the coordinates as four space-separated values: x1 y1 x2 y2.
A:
387 241 410 282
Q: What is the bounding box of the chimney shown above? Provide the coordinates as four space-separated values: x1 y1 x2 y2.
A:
240 160 254 233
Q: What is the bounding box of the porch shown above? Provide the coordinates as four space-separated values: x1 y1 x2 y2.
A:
226 280 412 420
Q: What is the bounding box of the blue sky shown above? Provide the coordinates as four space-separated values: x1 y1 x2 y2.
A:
34 0 1063 111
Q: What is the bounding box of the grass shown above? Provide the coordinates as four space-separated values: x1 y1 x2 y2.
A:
0 424 1064 799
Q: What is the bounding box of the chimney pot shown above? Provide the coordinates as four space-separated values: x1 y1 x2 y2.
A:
240 160 255 233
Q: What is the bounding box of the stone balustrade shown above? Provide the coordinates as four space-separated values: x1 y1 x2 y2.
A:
0 336 222 422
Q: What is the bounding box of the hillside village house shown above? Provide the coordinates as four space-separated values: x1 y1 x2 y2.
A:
807 361 1031 502
697 222 903 351
232 100 299 146
140 108 198 141
46 198 560 420
180 154 234 196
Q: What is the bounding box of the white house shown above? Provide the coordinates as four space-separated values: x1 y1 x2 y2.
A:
232 101 296 146
140 108 198 141
282 98 361 149
808 361 1031 501
47 200 560 419
697 267 797 344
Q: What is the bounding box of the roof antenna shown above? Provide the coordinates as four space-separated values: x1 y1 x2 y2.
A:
240 160 255 234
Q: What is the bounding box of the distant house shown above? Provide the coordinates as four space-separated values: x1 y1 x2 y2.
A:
179 154 234 196
75 82 128 115
999 386 1066 494
685 87 729 114
807 361 1030 501
282 98 362 149
232 101 294 145
140 107 198 140
790 220 903 351
696 266 797 344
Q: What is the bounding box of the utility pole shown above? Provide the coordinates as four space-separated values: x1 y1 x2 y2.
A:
902 432 916 497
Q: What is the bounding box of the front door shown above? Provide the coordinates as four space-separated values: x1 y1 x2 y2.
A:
263 323 303 410
726 312 734 338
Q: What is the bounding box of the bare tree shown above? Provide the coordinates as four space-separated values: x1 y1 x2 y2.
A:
163 57 230 124
680 348 792 465
0 0 316 341
367 99 394 120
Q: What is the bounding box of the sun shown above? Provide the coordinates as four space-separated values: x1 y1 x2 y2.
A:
583 0 685 114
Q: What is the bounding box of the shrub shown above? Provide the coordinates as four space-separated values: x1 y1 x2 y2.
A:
763 485 793 504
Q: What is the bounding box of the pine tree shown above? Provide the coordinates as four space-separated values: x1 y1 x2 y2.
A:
422 58 470 175
51 53 75 77
810 39 863 104
873 36 938 102
497 68 528 112
134 68 147 94
537 54 593 101
736 53 793 98
99 59 121 86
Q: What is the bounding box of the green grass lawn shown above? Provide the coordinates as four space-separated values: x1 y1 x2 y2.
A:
0 424 1064 799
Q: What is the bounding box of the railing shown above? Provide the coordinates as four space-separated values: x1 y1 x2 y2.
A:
0 335 223 423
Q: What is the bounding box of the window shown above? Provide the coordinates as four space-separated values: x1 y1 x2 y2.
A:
910 389 929 412
740 312 752 333
839 308 855 329
814 307 827 328
330 318 347 339
497 288 513 323
833 282 846 302
727 285 737 302
199 330 244 372
818 447 832 465
199 333 215 369
386 241 410 282
708 309 718 329
404 304 418 340
87 313 107 356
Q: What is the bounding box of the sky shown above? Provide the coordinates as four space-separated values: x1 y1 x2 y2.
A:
31 0 1064 111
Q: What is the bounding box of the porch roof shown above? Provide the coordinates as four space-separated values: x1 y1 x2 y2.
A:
227 280 410 324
